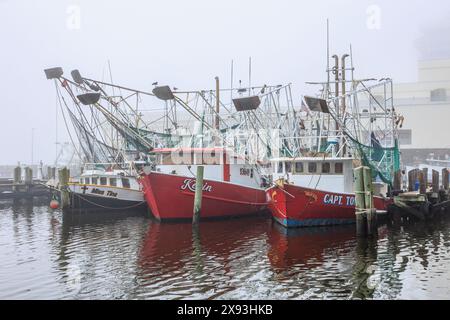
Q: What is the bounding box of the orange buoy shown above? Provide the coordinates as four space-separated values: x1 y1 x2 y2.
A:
50 199 60 209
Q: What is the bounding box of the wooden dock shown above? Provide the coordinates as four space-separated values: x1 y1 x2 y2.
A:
0 180 51 200
0 166 51 200
387 167 450 223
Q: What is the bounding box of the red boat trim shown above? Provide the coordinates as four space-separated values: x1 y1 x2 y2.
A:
223 153 230 182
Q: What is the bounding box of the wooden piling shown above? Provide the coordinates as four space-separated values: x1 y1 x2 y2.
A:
24 167 33 192
366 208 377 236
58 167 70 209
408 169 414 191
393 169 402 191
363 167 373 209
418 170 426 194
354 166 377 236
354 167 365 209
192 166 204 225
363 167 376 235
442 168 449 190
13 166 21 192
432 170 439 193
24 167 32 184
354 166 366 236
422 168 428 189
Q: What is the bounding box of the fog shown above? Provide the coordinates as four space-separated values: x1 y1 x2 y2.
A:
1 0 449 165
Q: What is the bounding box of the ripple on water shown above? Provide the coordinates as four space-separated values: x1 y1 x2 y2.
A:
3 204 450 299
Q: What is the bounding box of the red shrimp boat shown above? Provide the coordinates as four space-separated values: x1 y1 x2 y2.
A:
266 157 391 227
140 147 268 220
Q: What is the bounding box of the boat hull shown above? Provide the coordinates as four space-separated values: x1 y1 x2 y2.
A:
140 172 268 220
266 184 390 228
67 183 147 212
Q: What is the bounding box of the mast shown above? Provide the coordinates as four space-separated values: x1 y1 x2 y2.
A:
215 76 220 146
332 54 340 133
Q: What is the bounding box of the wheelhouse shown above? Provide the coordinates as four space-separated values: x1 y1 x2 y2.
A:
271 157 354 193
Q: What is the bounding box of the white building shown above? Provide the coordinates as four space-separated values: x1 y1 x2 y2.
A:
394 58 450 165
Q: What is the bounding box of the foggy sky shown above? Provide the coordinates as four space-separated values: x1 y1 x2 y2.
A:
1 0 449 165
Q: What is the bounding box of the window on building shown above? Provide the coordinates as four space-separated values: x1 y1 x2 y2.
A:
430 88 447 102
121 178 130 189
295 162 304 173
335 162 343 174
308 162 317 173
109 178 117 187
277 162 283 173
398 129 412 145
100 177 107 185
322 162 331 173
84 177 90 185
285 162 292 173
91 177 98 185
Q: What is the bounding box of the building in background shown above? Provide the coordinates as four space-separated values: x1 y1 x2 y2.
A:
394 58 450 165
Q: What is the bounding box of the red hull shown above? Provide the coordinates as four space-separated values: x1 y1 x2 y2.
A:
140 172 268 220
266 184 391 227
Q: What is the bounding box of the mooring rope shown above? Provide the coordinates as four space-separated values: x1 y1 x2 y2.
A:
71 192 146 210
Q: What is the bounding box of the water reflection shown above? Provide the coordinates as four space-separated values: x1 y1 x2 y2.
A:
2 202 450 299
267 223 356 271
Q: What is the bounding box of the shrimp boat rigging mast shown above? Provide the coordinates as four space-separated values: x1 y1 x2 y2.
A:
140 78 301 220
266 54 401 227
44 67 174 211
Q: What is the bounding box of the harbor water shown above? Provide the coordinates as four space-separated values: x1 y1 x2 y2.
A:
1 199 450 299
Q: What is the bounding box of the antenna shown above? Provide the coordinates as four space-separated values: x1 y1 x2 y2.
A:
248 56 252 96
230 59 234 105
350 44 355 85
326 19 330 95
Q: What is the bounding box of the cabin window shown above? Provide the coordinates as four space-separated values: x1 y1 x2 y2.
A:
85 177 90 185
121 178 130 189
308 162 317 173
100 177 107 185
335 162 343 174
277 162 283 173
322 162 331 174
295 162 304 173
109 178 117 187
285 162 292 173
91 177 98 185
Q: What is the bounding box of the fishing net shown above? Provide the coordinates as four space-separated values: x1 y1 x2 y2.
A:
348 135 400 186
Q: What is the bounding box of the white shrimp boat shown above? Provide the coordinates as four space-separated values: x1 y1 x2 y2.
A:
67 163 147 211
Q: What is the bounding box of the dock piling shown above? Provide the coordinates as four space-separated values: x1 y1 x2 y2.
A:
24 167 33 192
419 170 426 194
13 166 21 192
58 167 70 209
422 168 428 189
192 166 204 225
393 169 402 192
432 170 439 193
354 166 366 236
354 166 376 236
442 168 449 190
